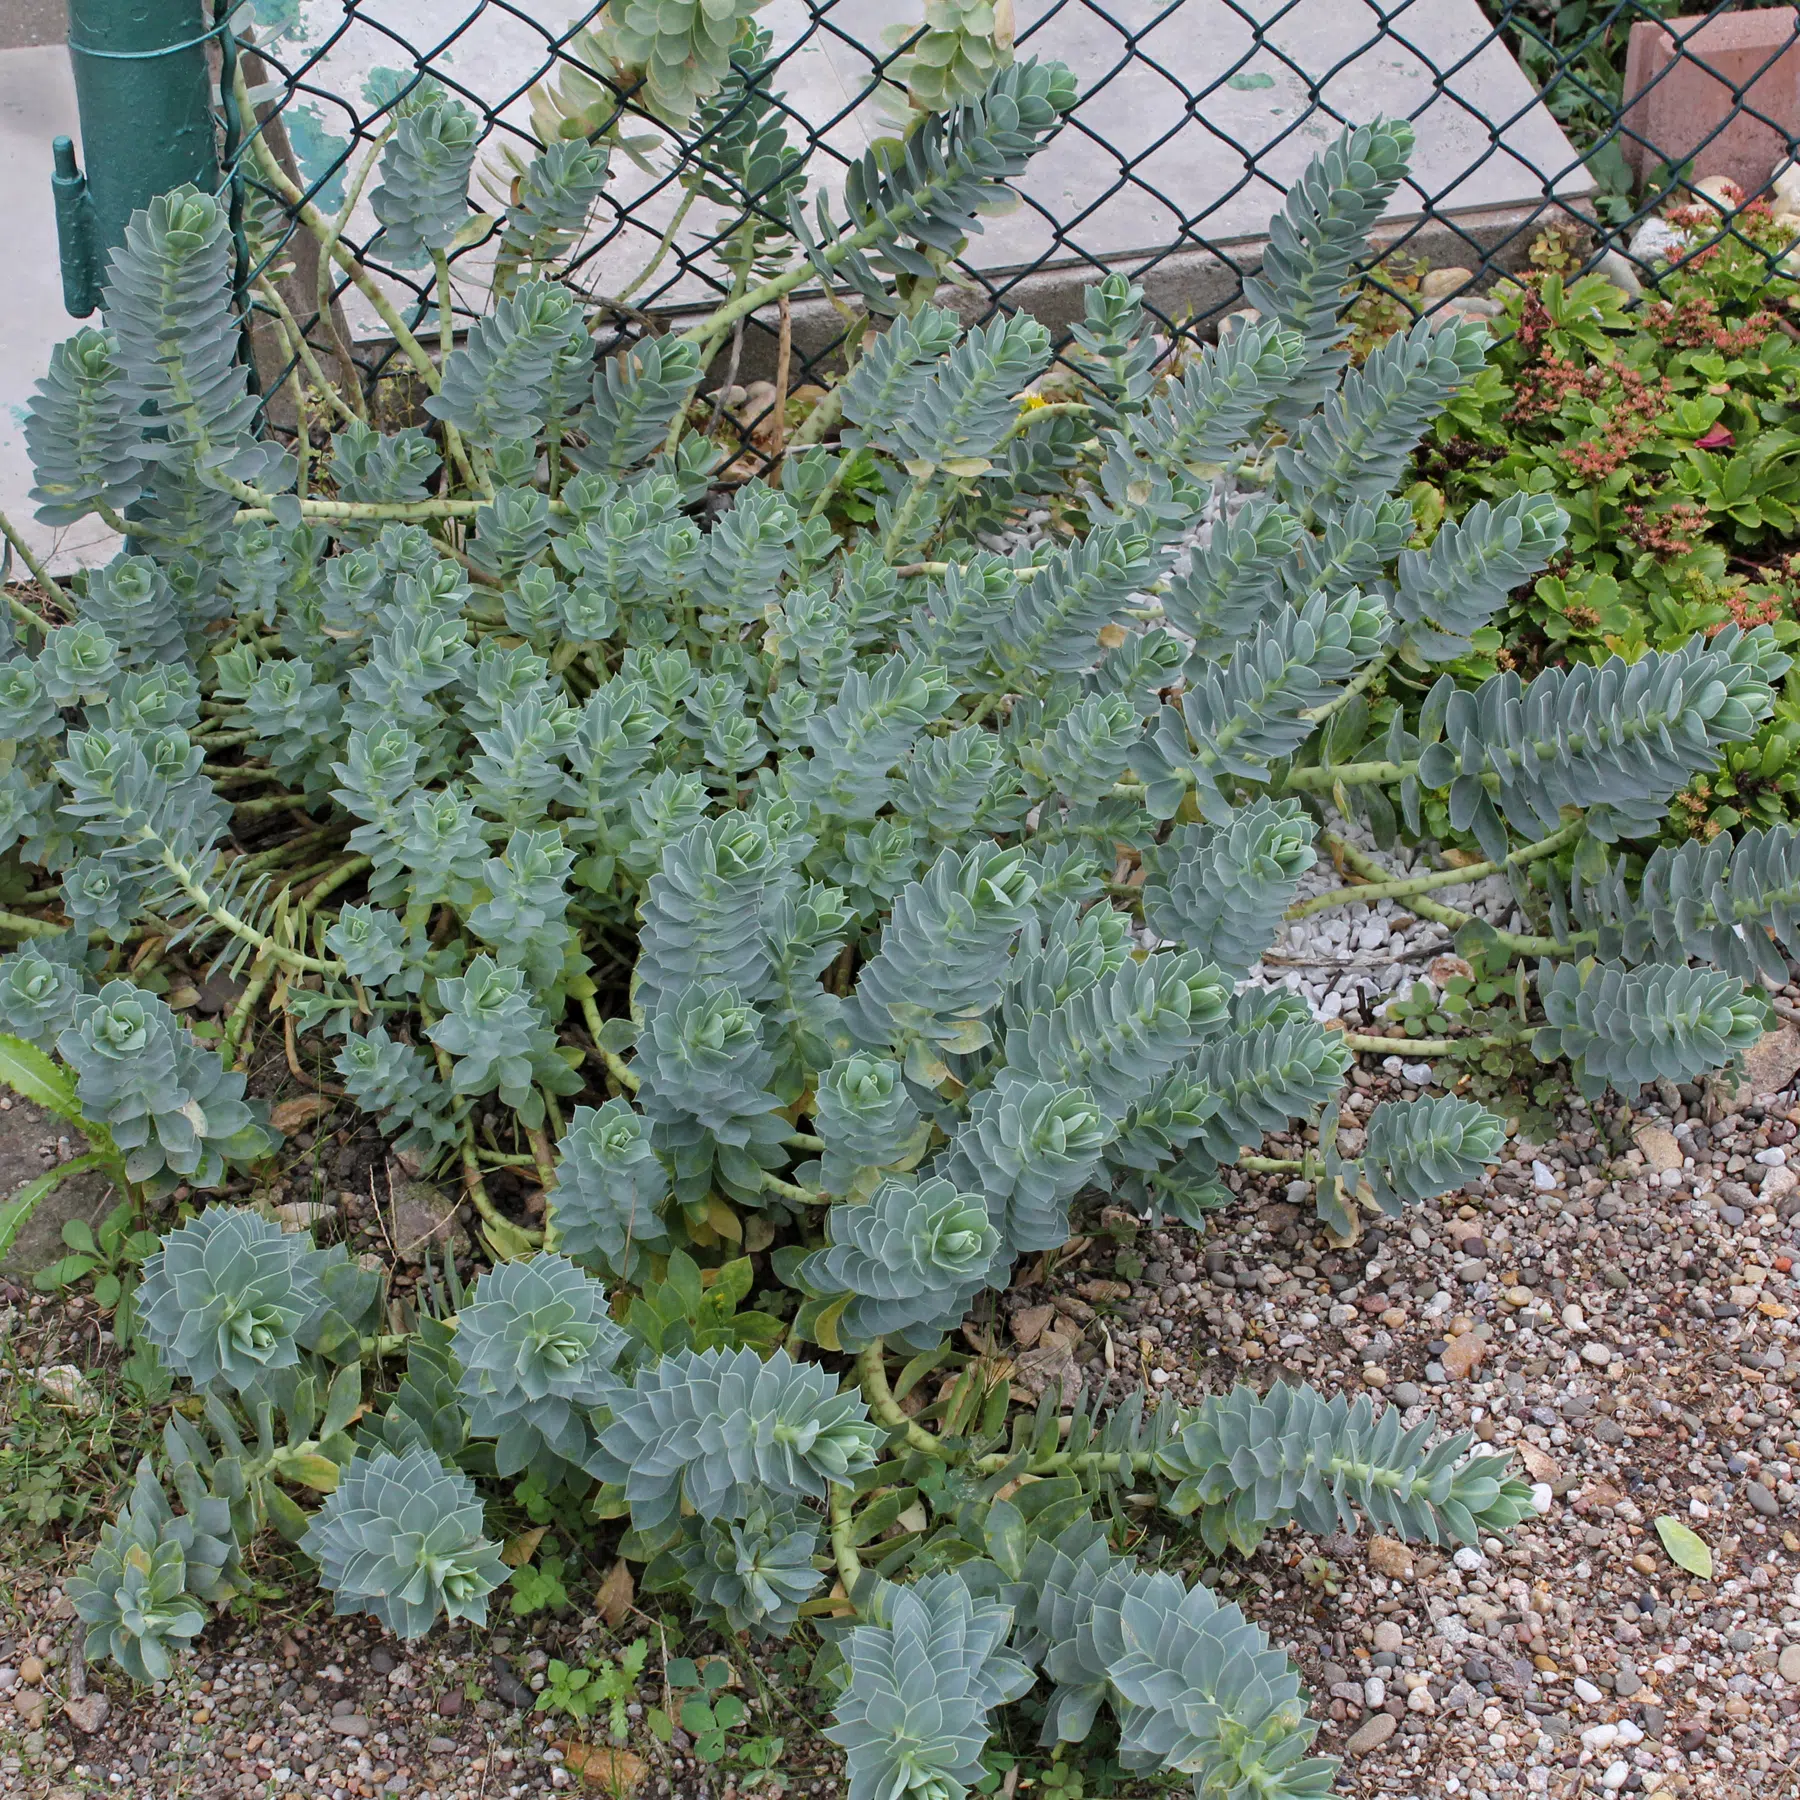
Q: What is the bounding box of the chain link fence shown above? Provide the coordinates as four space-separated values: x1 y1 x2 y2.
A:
189 0 1800 427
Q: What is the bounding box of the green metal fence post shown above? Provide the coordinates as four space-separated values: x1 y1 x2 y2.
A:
52 0 220 317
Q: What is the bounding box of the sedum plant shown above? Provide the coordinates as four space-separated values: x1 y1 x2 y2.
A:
13 51 1792 1793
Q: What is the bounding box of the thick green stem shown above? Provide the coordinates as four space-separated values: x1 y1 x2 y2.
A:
431 252 484 497
881 472 935 562
230 486 488 524
0 909 67 939
855 1340 950 1459
1280 759 1413 794
253 278 359 428
790 383 847 457
0 511 67 618
760 1171 822 1206
614 184 700 305
233 63 441 390
1341 1031 1457 1056
223 956 276 1066
1287 819 1584 922
828 1483 863 1597
154 840 342 977
577 990 639 1092
993 399 1093 449
1300 648 1394 724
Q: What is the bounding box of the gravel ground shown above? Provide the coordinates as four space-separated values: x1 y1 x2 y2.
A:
8 1019 1800 1798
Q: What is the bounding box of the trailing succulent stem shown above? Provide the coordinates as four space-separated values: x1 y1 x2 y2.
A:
12 68 1782 1800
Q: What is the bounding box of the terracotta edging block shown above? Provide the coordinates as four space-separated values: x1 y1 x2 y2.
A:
1622 8 1800 192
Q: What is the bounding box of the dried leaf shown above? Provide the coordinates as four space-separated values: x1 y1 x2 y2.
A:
36 1364 100 1415
271 1094 334 1134
1654 1515 1714 1579
502 1525 549 1569
595 1557 634 1626
558 1741 647 1794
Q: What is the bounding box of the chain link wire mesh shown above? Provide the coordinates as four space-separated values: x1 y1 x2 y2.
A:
208 0 1800 451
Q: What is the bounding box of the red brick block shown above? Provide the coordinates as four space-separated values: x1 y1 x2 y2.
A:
1622 8 1800 193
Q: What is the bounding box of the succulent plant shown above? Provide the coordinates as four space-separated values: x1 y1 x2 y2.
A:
135 1206 329 1391
825 1572 1033 1800
58 984 276 1195
668 1488 824 1638
811 1051 926 1197
70 1458 240 1681
544 1099 673 1281
369 97 480 269
594 1346 882 1529
0 941 83 1046
300 1445 508 1637
21 83 1779 1798
586 0 773 126
453 1253 630 1483
794 1174 999 1350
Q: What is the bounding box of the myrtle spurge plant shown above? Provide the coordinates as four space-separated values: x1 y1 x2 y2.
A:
14 38 1790 1790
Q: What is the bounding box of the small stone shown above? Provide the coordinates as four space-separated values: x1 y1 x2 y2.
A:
388 1181 462 1257
1582 1342 1614 1367
490 1658 533 1709
1747 1480 1780 1518
62 1693 108 1734
328 1715 371 1737
1362 1366 1389 1387
428 1736 458 1754
1010 1304 1054 1349
1441 1334 1485 1380
1573 1677 1604 1705
1368 1537 1414 1580
1719 1204 1746 1228
1634 1125 1683 1172
436 1689 463 1718
1519 1443 1560 1484
17 1657 43 1688
1373 1621 1403 1653
1594 247 1642 296
1615 1667 1642 1699
1530 1482 1554 1515
1345 1711 1398 1756
1419 265 1475 299
1505 1285 1534 1307
1628 215 1691 265
1740 1025 1800 1098
1390 1381 1423 1409
370 1646 397 1675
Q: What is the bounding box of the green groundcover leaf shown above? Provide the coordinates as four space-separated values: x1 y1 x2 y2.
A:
1654 1515 1713 1578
